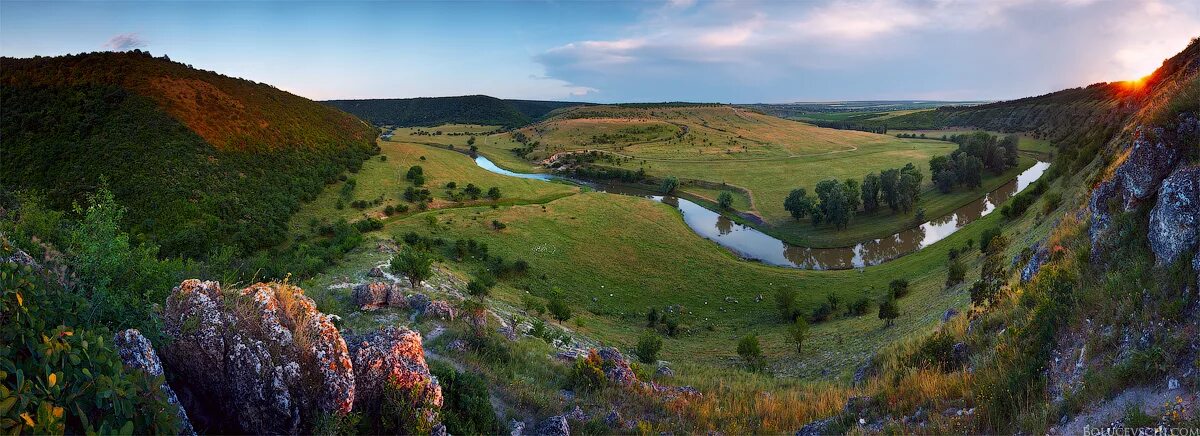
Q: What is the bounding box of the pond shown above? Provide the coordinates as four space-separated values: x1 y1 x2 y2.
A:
473 153 1050 270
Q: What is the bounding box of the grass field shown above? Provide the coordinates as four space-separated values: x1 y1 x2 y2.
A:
893 129 1055 155
293 134 1075 378
286 134 577 238
386 108 1049 247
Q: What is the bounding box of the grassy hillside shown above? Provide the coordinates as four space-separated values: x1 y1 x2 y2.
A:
0 50 378 258
324 95 589 128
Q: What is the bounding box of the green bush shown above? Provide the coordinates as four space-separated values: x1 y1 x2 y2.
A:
736 335 766 372
428 361 502 435
635 330 663 364
0 243 180 434
889 278 910 298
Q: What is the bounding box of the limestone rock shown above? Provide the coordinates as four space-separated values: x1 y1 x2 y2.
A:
597 347 637 387
368 266 385 278
407 293 432 312
655 365 675 378
162 280 355 434
425 300 456 321
1115 126 1181 205
531 415 570 436
347 326 443 429
1021 245 1050 283
353 282 391 310
113 329 195 435
1149 165 1200 268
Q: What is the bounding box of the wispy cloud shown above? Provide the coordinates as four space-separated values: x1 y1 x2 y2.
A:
534 0 1200 102
103 32 146 51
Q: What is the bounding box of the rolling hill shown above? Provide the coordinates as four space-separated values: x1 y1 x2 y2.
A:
0 50 379 258
324 95 588 128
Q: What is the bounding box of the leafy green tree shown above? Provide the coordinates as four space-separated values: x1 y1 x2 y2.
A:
880 168 900 212
784 188 814 220
898 172 919 213
878 297 899 327
487 187 502 200
660 176 679 195
788 318 809 353
466 275 493 301
547 296 572 322
392 246 433 288
861 173 881 212
843 178 861 212
889 278 910 298
635 330 663 364
815 179 851 229
736 334 766 372
775 288 800 321
717 191 734 210
406 165 424 181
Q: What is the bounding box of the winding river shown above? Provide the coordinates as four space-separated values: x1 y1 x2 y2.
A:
473 155 1050 270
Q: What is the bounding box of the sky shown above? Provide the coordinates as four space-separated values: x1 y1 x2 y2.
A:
1 0 1197 103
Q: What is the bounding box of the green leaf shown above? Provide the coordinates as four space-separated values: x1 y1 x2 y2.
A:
120 420 133 436
0 396 15 415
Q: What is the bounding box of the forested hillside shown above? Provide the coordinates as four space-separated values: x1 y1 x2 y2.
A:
0 51 378 259
324 95 587 128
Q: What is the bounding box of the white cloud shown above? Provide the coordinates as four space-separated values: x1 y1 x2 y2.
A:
534 0 1200 102
103 32 146 50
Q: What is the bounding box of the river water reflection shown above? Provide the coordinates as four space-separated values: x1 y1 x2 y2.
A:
472 153 1049 270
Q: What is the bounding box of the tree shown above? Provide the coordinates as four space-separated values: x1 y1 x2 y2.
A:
889 278 910 299
861 173 881 213
843 179 861 213
647 307 659 328
775 288 800 321
717 191 734 210
466 275 494 301
784 188 814 220
487 187 502 200
660 176 679 195
947 257 966 287
788 318 809 353
406 165 424 181
880 168 900 212
635 330 663 364
815 179 851 229
878 297 899 327
392 246 433 288
547 296 572 322
736 334 765 372
898 172 919 213
463 184 482 200
956 154 983 189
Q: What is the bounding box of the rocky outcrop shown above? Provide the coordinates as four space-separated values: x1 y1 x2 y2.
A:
1114 126 1182 206
113 329 195 435
346 326 443 430
1088 114 1199 255
407 293 432 312
161 280 355 434
1021 244 1050 283
598 347 637 387
531 415 570 436
1148 165 1200 268
353 281 409 311
425 300 456 321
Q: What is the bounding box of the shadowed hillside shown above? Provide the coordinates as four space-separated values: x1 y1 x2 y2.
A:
0 50 379 258
324 95 588 128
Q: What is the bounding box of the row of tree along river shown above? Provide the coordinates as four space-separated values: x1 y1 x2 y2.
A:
473 155 1050 270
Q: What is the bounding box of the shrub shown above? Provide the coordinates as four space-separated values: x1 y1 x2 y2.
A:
379 378 440 435
849 297 872 316
788 318 809 353
947 257 966 287
353 217 383 233
0 247 181 434
717 191 734 209
878 297 899 327
979 227 1002 252
811 302 834 323
428 361 502 435
660 176 679 195
775 288 801 322
547 296 572 322
889 278 910 298
486 187 502 201
570 350 606 391
647 307 660 328
736 335 766 372
635 330 663 364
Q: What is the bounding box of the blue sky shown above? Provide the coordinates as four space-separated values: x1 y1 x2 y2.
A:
2 0 1197 103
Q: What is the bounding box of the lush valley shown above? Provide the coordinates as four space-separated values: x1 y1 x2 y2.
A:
1 29 1198 436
